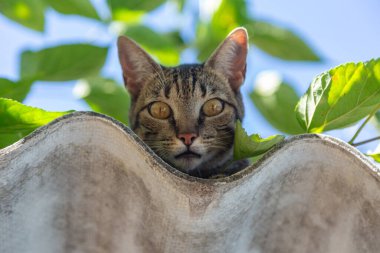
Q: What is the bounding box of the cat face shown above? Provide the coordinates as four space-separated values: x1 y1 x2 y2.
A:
118 28 248 176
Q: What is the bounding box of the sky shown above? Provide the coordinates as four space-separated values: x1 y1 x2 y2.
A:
0 0 379 153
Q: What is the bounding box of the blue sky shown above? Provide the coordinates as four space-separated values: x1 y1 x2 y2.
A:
1 0 379 152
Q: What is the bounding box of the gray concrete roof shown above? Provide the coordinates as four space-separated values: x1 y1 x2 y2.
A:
1 112 380 253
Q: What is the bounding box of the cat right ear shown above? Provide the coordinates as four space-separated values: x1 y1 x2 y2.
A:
205 27 248 91
117 36 162 98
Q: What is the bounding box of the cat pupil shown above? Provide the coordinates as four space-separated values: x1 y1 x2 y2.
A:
118 27 249 178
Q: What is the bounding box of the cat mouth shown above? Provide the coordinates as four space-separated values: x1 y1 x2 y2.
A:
174 150 202 159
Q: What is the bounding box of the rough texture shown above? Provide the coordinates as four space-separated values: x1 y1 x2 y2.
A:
0 112 379 253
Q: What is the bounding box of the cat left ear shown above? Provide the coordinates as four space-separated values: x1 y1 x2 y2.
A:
117 36 162 99
205 27 248 91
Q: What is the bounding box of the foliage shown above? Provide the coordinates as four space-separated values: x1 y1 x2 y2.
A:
123 25 184 65
247 58 380 161
196 0 320 62
20 44 108 81
296 59 380 133
234 121 284 160
250 80 304 135
369 153 380 163
0 78 32 102
0 98 72 148
0 0 379 166
74 77 130 125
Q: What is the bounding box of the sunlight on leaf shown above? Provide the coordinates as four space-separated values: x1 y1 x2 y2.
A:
112 9 144 23
74 77 130 125
14 2 30 19
296 58 380 133
367 143 380 163
0 98 72 148
368 153 380 163
0 0 45 31
233 121 285 160
20 44 108 81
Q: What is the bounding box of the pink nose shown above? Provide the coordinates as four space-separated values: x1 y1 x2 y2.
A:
177 133 197 146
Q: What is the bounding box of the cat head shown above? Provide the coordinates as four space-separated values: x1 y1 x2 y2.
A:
117 28 248 177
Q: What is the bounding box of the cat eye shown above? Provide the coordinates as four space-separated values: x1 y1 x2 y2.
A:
202 99 224 117
149 101 171 119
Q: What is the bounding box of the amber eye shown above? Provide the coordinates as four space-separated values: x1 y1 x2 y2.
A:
149 102 171 119
202 99 224 117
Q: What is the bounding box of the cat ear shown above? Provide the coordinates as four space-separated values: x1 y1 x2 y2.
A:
117 36 162 98
205 27 248 91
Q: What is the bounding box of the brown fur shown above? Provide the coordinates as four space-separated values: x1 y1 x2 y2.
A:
118 28 249 178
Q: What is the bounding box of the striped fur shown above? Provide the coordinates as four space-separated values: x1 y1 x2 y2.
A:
118 28 248 178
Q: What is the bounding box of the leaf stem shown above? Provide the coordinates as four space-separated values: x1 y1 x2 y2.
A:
352 136 380 147
348 105 380 144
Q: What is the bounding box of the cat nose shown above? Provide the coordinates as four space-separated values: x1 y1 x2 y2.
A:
178 133 198 146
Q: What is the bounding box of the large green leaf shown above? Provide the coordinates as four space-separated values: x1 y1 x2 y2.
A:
74 77 130 125
46 0 100 20
246 20 320 61
0 78 32 102
20 44 108 81
233 121 285 160
124 25 183 65
0 98 72 148
296 59 380 133
107 0 164 22
250 79 304 135
0 0 45 31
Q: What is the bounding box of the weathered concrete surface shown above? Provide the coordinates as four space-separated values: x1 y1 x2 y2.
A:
0 112 379 253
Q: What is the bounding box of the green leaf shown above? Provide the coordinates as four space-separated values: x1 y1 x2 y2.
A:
0 0 45 31
250 75 304 134
374 111 380 131
368 153 380 163
195 23 222 62
0 98 72 148
196 0 248 61
246 20 320 61
174 0 186 11
45 0 100 20
74 77 130 125
107 0 164 21
233 121 285 160
124 25 183 65
296 58 380 133
368 143 380 163
107 0 164 11
20 44 108 81
0 78 32 102
211 0 249 27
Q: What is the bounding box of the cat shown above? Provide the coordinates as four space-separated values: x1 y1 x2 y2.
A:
117 27 249 178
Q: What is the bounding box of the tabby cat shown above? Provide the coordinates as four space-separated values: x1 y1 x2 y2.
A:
117 27 248 178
